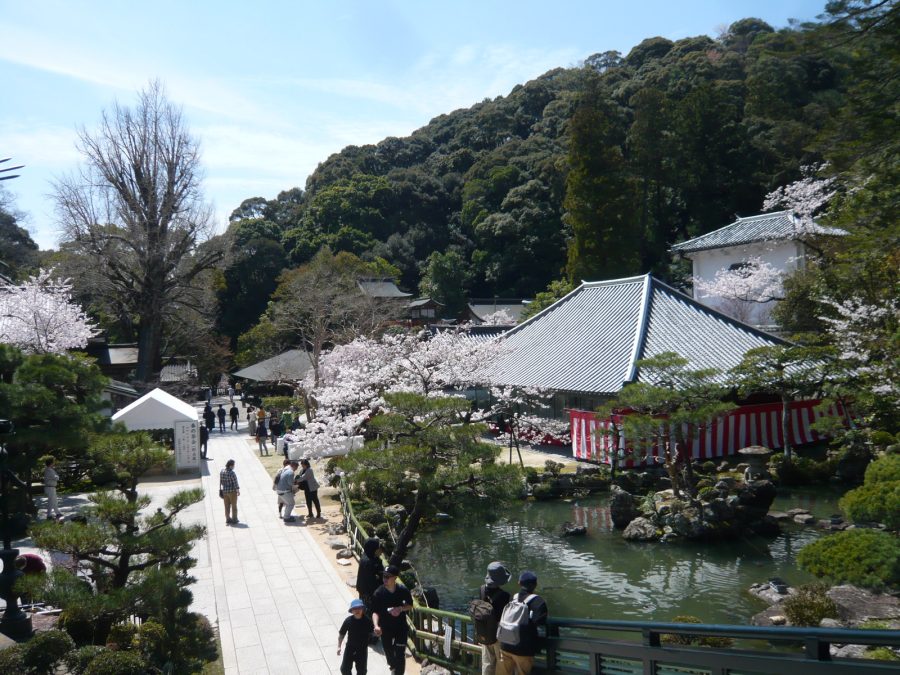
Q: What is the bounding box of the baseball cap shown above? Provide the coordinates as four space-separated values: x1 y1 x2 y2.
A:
383 565 401 578
349 598 365 611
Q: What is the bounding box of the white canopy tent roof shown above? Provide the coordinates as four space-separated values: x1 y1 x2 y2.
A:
111 387 199 431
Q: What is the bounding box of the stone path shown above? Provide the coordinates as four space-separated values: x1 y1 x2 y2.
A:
196 404 392 675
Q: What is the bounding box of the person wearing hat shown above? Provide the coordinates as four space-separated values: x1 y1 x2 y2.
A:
477 562 512 675
371 565 414 675
497 571 548 675
338 598 374 675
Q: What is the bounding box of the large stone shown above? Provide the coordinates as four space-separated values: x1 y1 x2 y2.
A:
787 508 810 517
325 522 347 536
385 504 408 522
623 517 659 541
336 548 355 559
326 537 348 550
609 485 640 529
827 585 900 623
767 511 790 521
794 514 817 525
576 464 603 476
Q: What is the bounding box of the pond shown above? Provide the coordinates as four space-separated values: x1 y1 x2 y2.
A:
409 487 845 625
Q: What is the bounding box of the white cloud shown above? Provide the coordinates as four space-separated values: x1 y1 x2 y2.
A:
0 124 81 167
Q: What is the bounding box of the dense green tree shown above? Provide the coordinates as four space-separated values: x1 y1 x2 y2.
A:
564 76 641 282
0 187 39 280
24 433 208 660
595 352 734 496
0 345 108 512
419 250 470 316
339 392 521 566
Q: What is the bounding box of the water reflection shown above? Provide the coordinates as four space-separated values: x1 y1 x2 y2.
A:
411 489 842 625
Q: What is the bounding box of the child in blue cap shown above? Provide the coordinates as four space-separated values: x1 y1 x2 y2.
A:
338 598 375 675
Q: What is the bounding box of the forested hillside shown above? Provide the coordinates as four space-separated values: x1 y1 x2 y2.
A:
226 16 848 311
38 1 894 376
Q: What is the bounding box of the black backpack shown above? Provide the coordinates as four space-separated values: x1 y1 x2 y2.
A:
468 586 499 645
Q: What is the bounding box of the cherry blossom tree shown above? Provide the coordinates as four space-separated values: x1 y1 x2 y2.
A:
694 256 784 324
763 164 836 232
481 308 516 325
0 268 97 354
488 385 569 467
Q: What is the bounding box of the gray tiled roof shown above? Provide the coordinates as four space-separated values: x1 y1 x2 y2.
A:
357 278 412 298
233 349 313 382
671 210 845 254
468 302 527 323
490 275 786 395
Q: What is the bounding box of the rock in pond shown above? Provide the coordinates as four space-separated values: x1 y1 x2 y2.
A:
562 524 587 537
609 485 640 529
623 517 658 541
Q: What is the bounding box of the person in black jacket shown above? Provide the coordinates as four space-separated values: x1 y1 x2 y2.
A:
498 571 548 675
478 562 511 675
199 424 209 459
337 598 374 675
372 565 413 675
356 537 384 612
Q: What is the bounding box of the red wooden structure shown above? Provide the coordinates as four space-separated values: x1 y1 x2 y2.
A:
570 400 847 466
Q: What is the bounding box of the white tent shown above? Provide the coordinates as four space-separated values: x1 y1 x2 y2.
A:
111 387 198 430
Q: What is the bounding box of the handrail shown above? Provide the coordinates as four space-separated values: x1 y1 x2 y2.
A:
338 477 900 674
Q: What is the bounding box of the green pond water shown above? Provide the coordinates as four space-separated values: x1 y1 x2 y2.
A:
410 488 844 625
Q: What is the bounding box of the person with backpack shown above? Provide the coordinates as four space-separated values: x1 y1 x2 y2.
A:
469 562 511 675
356 537 385 615
497 571 548 675
372 565 413 675
216 404 227 432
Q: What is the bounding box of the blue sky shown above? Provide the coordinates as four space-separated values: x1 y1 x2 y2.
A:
1 0 828 249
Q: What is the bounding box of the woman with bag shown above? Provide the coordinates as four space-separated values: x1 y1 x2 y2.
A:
296 458 321 519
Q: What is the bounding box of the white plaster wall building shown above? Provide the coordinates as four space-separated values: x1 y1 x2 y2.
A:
671 210 845 327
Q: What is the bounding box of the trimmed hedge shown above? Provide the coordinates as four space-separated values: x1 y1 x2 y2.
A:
797 529 900 590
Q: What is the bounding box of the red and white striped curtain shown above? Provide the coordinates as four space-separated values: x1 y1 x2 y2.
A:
570 400 847 466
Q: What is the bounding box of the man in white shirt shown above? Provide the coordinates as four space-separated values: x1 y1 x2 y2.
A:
277 460 299 522
43 457 63 520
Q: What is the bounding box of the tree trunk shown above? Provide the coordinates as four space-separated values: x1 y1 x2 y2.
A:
781 394 792 461
388 492 425 568
135 303 164 382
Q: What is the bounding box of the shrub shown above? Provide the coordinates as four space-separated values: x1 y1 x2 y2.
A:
870 431 897 448
524 467 540 484
0 644 25 672
698 487 718 501
864 454 900 484
21 628 76 673
106 622 138 650
773 456 837 485
356 508 386 526
783 583 838 626
83 650 148 675
137 621 167 664
797 529 900 590
840 482 900 530
261 396 299 412
544 460 565 477
701 461 717 474
65 646 108 675
531 483 555 500
866 647 900 661
375 522 391 540
357 521 375 537
660 615 733 648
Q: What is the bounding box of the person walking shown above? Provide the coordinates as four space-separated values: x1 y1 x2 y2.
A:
200 423 210 459
337 598 374 675
372 565 414 675
216 404 227 432
203 405 216 433
247 407 257 436
297 458 322 519
219 459 240 525
229 403 240 431
228 384 235 403
356 537 385 615
43 457 64 520
276 460 299 522
474 562 512 675
256 421 269 456
235 381 242 401
497 571 548 675
273 459 291 518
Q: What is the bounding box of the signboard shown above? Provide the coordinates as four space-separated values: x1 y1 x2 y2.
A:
174 420 200 470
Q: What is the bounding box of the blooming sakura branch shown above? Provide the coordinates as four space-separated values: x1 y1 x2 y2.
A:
0 268 97 354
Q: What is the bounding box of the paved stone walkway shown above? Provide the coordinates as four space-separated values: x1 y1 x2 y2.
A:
197 408 392 675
